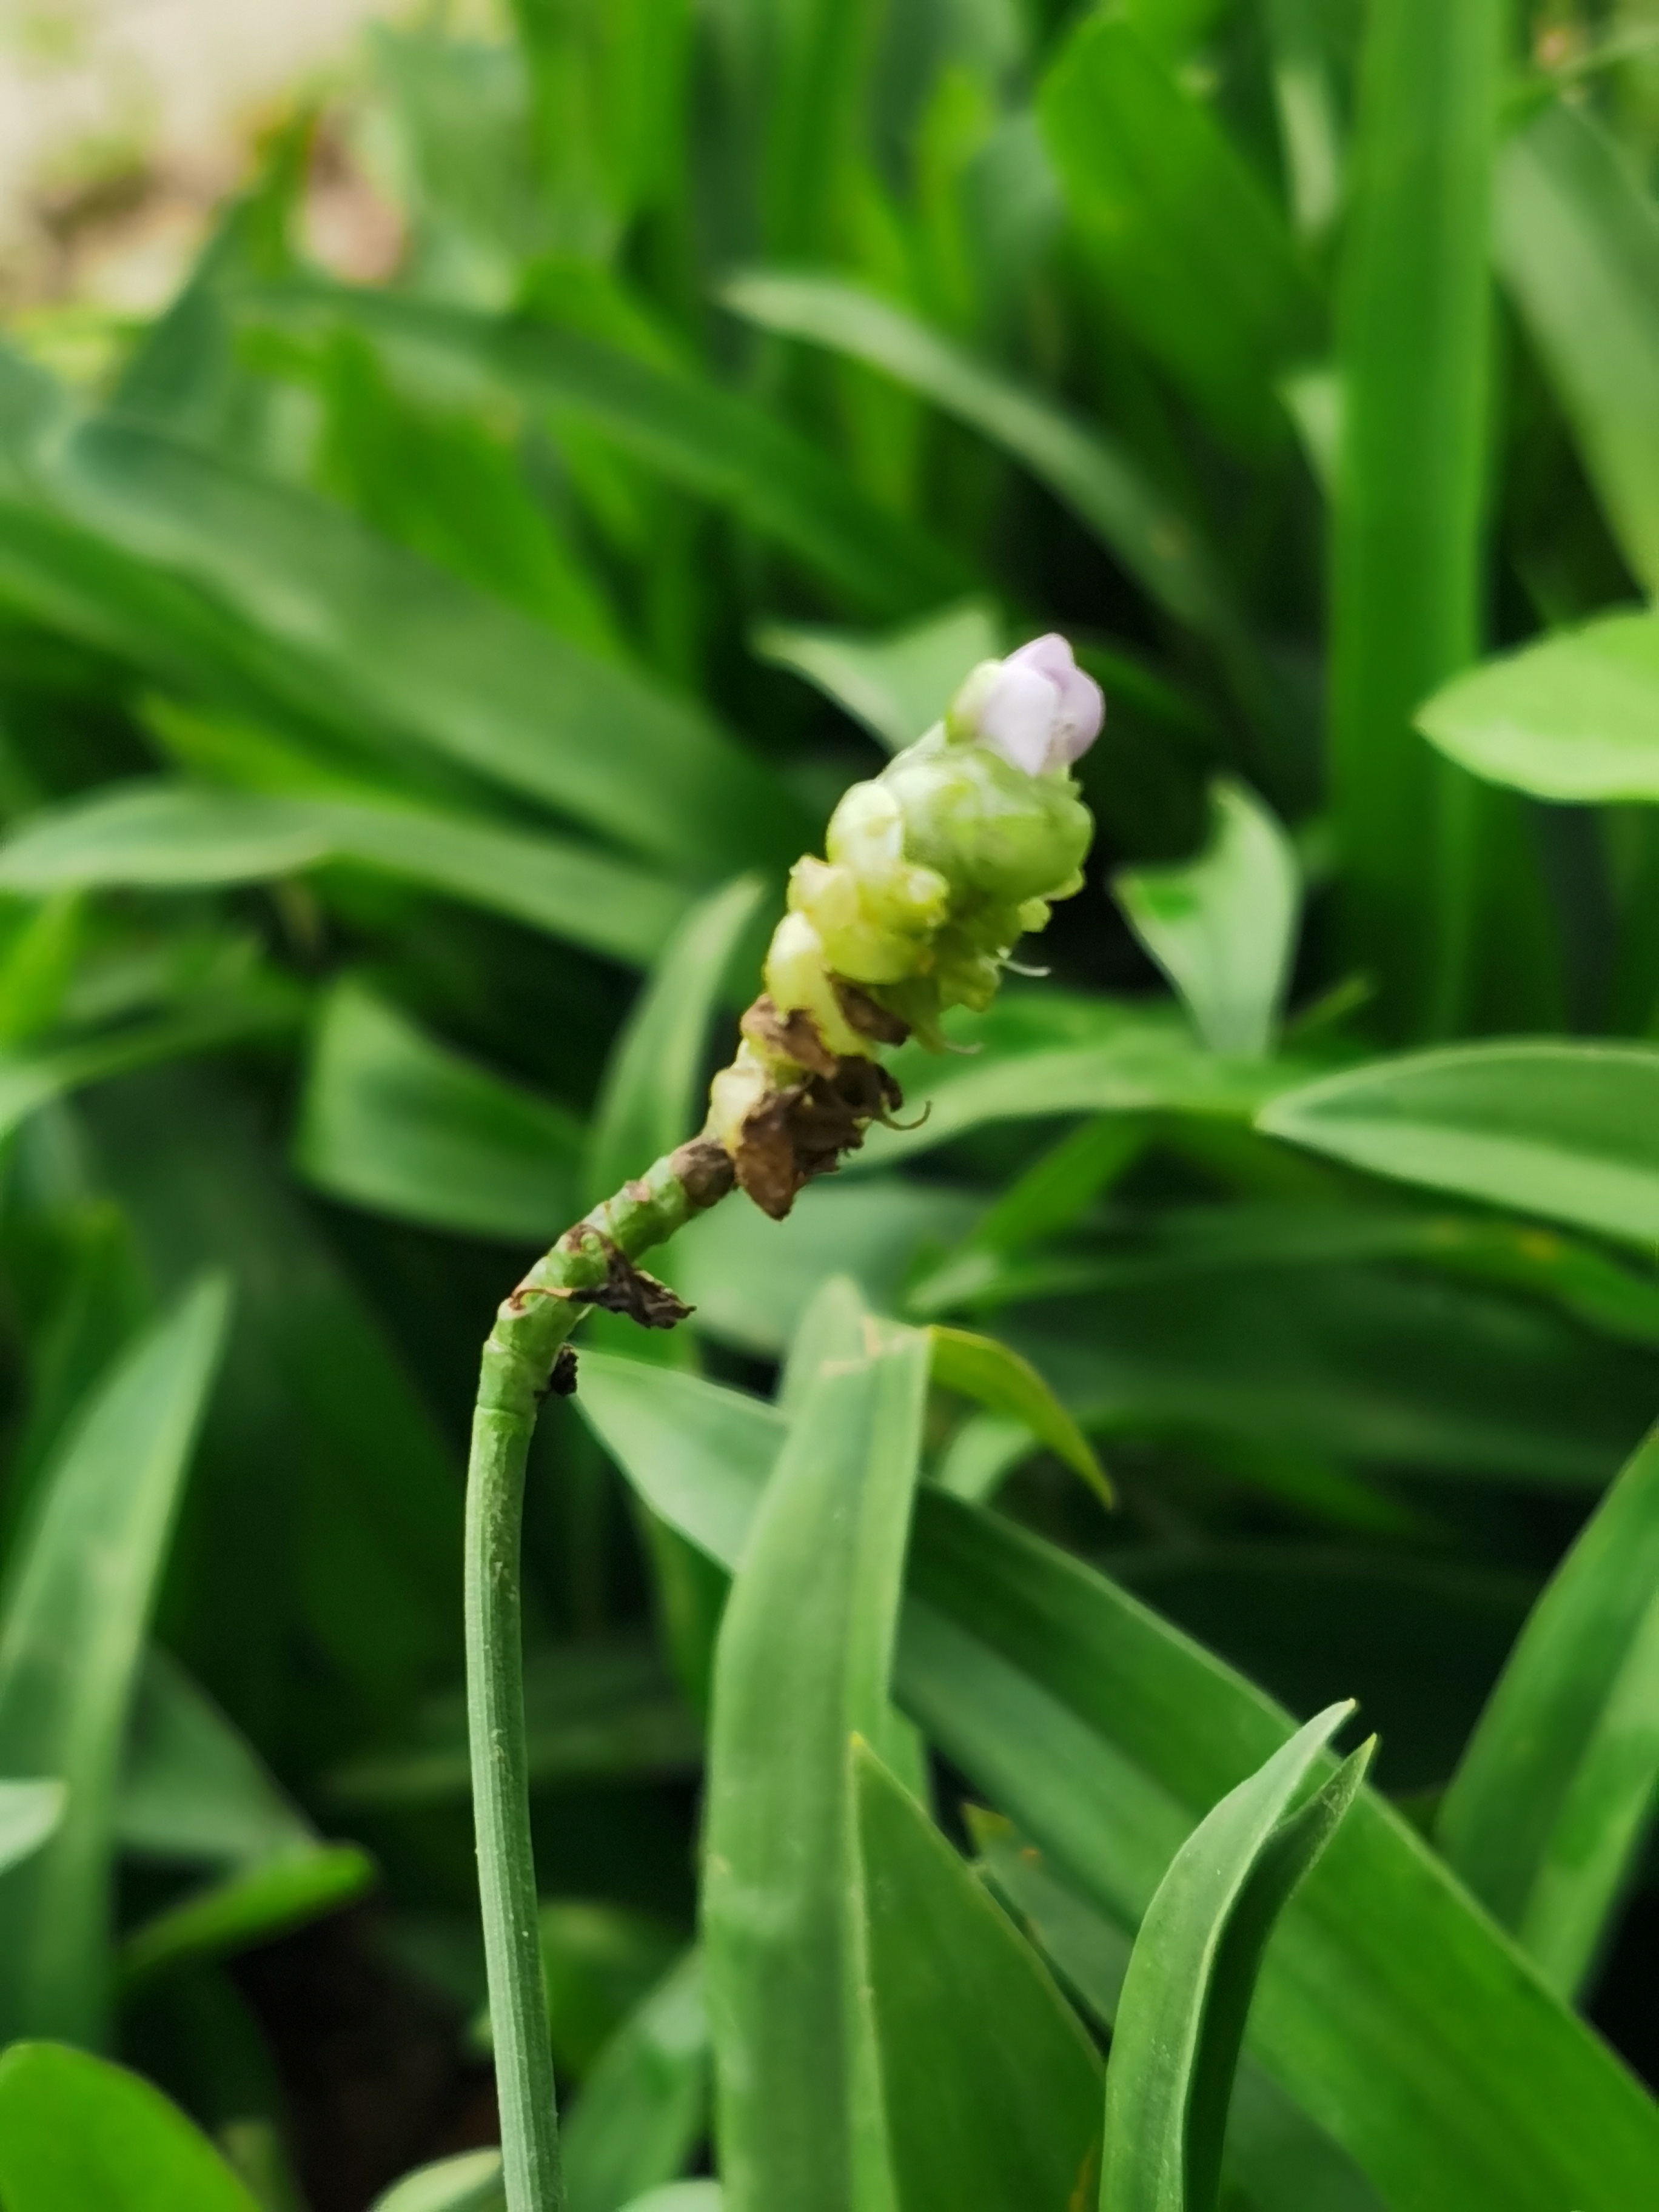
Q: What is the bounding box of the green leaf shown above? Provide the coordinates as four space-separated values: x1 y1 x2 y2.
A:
1114 779 1301 1057
82 1068 464 1763
576 1355 780 1570
702 1329 929 2212
295 980 585 1241
1259 1041 1659 1247
993 1258 1651 1486
665 1178 979 1356
617 2189 719 2212
1496 101 1659 595
42 418 808 873
250 286 970 616
0 1277 230 2045
583 1364 1659 2208
1101 1708 1372 2212
0 2042 260 2212
119 1844 376 1994
1265 0 1348 240
0 1009 293 1155
927 1325 1111 1504
368 2150 506 2212
1438 1426 1659 1997
116 1647 317 1866
721 274 1237 642
852 1741 1103 2212
752 601 1000 756
0 1781 64 1877
1415 611 1659 802
1330 0 1503 1027
661 1221 1658 1498
1039 15 1322 447
0 783 694 969
585 874 766 1208
326 1638 699 1806
564 1949 709 2212
977 1814 1387 2212
854 996 1302 1177
899 1493 1659 2212
535 1902 686 2080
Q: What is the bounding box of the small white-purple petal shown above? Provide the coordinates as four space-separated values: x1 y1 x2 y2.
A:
1005 633 1105 763
951 634 1105 774
975 661 1064 774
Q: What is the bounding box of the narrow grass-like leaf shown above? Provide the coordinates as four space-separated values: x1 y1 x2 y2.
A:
368 2151 506 2212
1114 779 1301 1057
1266 0 1347 238
117 1647 317 1866
1101 1708 1372 2212
899 1493 1659 2212
327 1639 699 1806
0 1783 64 1878
1330 0 1503 1026
853 1741 1103 2212
973 1814 1389 2212
296 980 584 1241
665 1180 980 1355
0 1007 293 1156
1259 1041 1659 1247
853 997 1303 1176
0 783 694 968
1041 15 1323 447
249 286 968 615
927 1326 1110 1504
702 1330 928 2212
1496 102 1659 594
977 1814 1387 2212
1438 1426 1659 1997
617 2189 719 2212
583 1364 1659 2208
44 419 808 871
119 1844 376 1994
1415 611 1659 801
0 2042 260 2212
722 274 1236 641
564 1949 709 2212
0 1278 230 2045
585 874 766 1208
753 602 1000 755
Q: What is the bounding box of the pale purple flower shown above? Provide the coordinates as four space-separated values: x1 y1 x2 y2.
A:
949 634 1105 774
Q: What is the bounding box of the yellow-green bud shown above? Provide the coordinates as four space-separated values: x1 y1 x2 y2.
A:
705 634 1104 1187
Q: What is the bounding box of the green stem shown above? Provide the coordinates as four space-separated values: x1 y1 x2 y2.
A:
465 1142 732 2212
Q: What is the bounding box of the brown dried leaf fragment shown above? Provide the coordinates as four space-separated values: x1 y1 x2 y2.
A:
668 1134 737 1210
561 1238 694 1329
731 1056 906 1221
740 994 839 1079
834 979 911 1047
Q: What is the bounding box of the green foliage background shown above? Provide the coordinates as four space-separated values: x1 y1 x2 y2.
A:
0 1 1657 2207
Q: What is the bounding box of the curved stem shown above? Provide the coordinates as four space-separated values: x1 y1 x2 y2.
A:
464 1143 731 2212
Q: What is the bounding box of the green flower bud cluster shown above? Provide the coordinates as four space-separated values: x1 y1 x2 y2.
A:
706 637 1101 1164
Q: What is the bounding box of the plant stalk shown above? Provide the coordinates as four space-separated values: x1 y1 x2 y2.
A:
464 1142 732 2212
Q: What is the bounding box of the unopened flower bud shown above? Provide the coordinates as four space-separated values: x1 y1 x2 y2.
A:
703 633 1104 1207
947 634 1105 774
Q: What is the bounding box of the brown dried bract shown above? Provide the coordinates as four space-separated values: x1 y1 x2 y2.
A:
545 1344 580 1397
731 1055 905 1221
740 995 839 1079
668 1134 736 1210
561 1238 694 1329
834 979 910 1047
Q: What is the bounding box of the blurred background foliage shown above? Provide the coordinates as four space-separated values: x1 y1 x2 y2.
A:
1 0 1658 2206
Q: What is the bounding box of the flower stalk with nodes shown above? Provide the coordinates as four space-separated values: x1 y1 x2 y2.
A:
464 636 1105 2212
